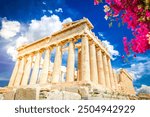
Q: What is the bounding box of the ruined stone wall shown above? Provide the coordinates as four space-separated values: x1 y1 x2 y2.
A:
118 69 135 95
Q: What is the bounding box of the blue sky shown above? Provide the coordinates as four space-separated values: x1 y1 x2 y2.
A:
0 0 150 92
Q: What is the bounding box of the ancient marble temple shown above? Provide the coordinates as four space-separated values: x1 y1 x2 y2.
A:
7 18 135 96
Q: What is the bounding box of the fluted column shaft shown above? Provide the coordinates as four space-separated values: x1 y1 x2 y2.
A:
77 49 82 81
90 43 98 84
103 54 111 88
21 55 33 86
66 41 75 82
30 52 42 85
97 50 106 86
8 59 21 87
39 48 51 84
112 69 116 90
51 46 62 83
113 70 118 90
108 58 114 89
81 35 90 82
14 56 27 86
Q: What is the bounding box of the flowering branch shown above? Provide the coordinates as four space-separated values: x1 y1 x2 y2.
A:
94 0 150 54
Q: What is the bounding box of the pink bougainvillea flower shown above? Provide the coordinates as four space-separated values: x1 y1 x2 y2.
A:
121 55 125 59
100 0 150 54
123 37 130 55
94 0 99 5
133 54 136 58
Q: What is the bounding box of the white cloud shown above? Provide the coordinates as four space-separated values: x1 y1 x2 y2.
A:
98 32 105 39
0 19 21 39
123 56 150 80
42 9 46 13
42 2 46 5
0 77 9 81
62 17 72 24
3 15 72 61
6 46 18 61
102 40 119 60
98 32 119 60
136 85 150 94
16 36 28 48
48 10 53 14
27 15 65 41
129 63 145 80
55 8 63 13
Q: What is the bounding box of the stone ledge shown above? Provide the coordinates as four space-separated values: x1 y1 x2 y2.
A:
0 83 139 100
15 88 40 100
40 90 81 100
137 93 150 100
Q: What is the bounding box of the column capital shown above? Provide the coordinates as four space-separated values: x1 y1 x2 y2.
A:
29 52 35 57
68 38 77 43
31 50 43 59
96 47 101 52
55 43 63 47
102 51 109 59
89 40 96 45
17 56 22 60
18 54 28 60
44 46 52 50
38 48 45 53
81 33 89 38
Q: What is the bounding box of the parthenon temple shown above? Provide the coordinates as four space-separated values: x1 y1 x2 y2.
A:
1 18 136 100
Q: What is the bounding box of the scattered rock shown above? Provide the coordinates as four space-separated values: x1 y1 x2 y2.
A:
15 88 40 100
0 84 139 100
0 94 4 100
137 93 150 100
46 90 81 100
46 90 63 100
92 89 100 94
78 87 89 99
4 91 15 100
64 86 79 93
63 91 81 100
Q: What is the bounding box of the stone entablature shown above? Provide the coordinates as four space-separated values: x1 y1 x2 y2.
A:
2 18 135 98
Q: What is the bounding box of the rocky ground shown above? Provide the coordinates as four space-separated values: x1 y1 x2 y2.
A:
0 83 148 100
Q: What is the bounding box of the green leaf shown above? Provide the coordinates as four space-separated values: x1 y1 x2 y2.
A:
118 22 121 27
98 0 103 3
109 22 112 28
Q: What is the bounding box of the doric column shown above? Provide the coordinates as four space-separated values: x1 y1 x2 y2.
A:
8 58 21 87
103 53 111 88
66 41 75 82
21 54 33 86
113 69 118 90
30 51 42 85
89 42 98 84
39 48 51 84
14 56 27 87
81 34 90 82
51 45 62 83
77 49 82 81
97 49 105 86
108 58 114 89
